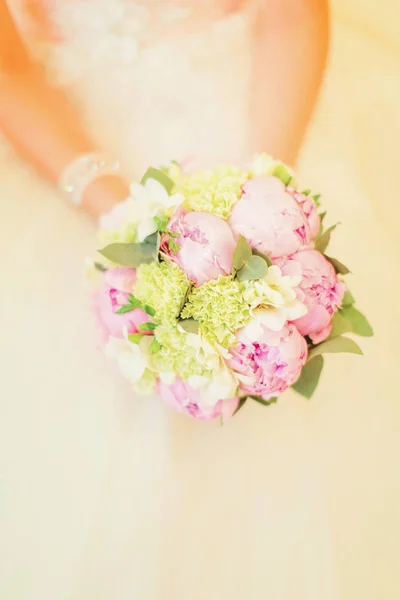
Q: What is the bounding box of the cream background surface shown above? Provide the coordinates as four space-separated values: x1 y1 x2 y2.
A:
1 1 399 599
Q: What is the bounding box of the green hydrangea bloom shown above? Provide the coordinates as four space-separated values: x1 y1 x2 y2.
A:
173 165 248 219
134 260 190 326
154 326 212 379
133 368 158 396
181 276 251 347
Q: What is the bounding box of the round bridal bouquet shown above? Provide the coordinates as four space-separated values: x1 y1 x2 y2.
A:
88 155 373 421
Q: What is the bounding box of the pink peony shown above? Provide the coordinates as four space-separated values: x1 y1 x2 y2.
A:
228 323 308 400
157 378 239 421
278 250 346 344
229 176 310 259
286 187 320 239
163 210 237 286
94 267 149 343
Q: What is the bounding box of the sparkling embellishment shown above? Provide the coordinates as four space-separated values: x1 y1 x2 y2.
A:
58 152 120 205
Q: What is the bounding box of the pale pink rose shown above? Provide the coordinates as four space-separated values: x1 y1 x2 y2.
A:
227 323 308 400
93 267 149 343
287 187 320 239
157 378 239 421
162 210 237 286
278 250 346 344
229 176 310 258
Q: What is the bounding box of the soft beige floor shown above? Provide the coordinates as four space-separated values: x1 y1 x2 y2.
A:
1 3 399 600
299 4 400 597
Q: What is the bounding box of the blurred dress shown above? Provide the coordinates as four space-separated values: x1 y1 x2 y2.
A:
1 1 399 599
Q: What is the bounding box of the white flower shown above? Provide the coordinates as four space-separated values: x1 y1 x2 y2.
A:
243 265 307 338
159 371 176 385
105 329 152 383
250 153 282 177
188 367 237 407
249 154 297 187
176 328 238 406
128 178 183 242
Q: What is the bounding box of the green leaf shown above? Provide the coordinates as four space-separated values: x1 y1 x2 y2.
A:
178 318 200 334
149 338 161 354
233 397 248 416
342 289 355 307
324 255 351 275
127 294 143 309
153 215 169 233
248 395 278 407
232 235 252 271
144 231 159 247
128 333 143 344
318 212 327 237
94 262 107 272
272 165 292 186
340 306 373 337
329 312 353 339
138 321 157 332
116 304 135 315
98 234 158 268
143 304 156 317
252 248 273 267
302 189 311 196
167 230 181 238
237 255 269 281
292 355 324 399
313 193 321 207
168 238 181 255
314 223 339 254
140 167 175 194
308 336 363 360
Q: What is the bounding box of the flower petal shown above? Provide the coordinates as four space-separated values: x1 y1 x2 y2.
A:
137 217 158 242
146 178 171 205
159 371 176 385
118 350 145 382
187 375 209 389
253 307 287 332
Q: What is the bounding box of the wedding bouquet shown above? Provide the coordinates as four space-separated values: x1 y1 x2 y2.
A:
88 154 372 420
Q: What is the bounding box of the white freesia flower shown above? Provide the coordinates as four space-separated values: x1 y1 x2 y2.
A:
188 367 237 407
243 265 307 338
128 178 184 242
181 328 233 369
174 328 237 406
159 371 176 385
250 153 282 177
105 329 151 383
249 154 297 188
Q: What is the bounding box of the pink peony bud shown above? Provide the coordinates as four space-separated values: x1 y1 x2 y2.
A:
278 250 346 344
228 176 310 259
163 210 237 286
227 323 308 400
157 378 239 421
286 187 320 240
93 267 149 343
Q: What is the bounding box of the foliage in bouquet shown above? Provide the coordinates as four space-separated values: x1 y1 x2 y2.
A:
90 154 373 421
